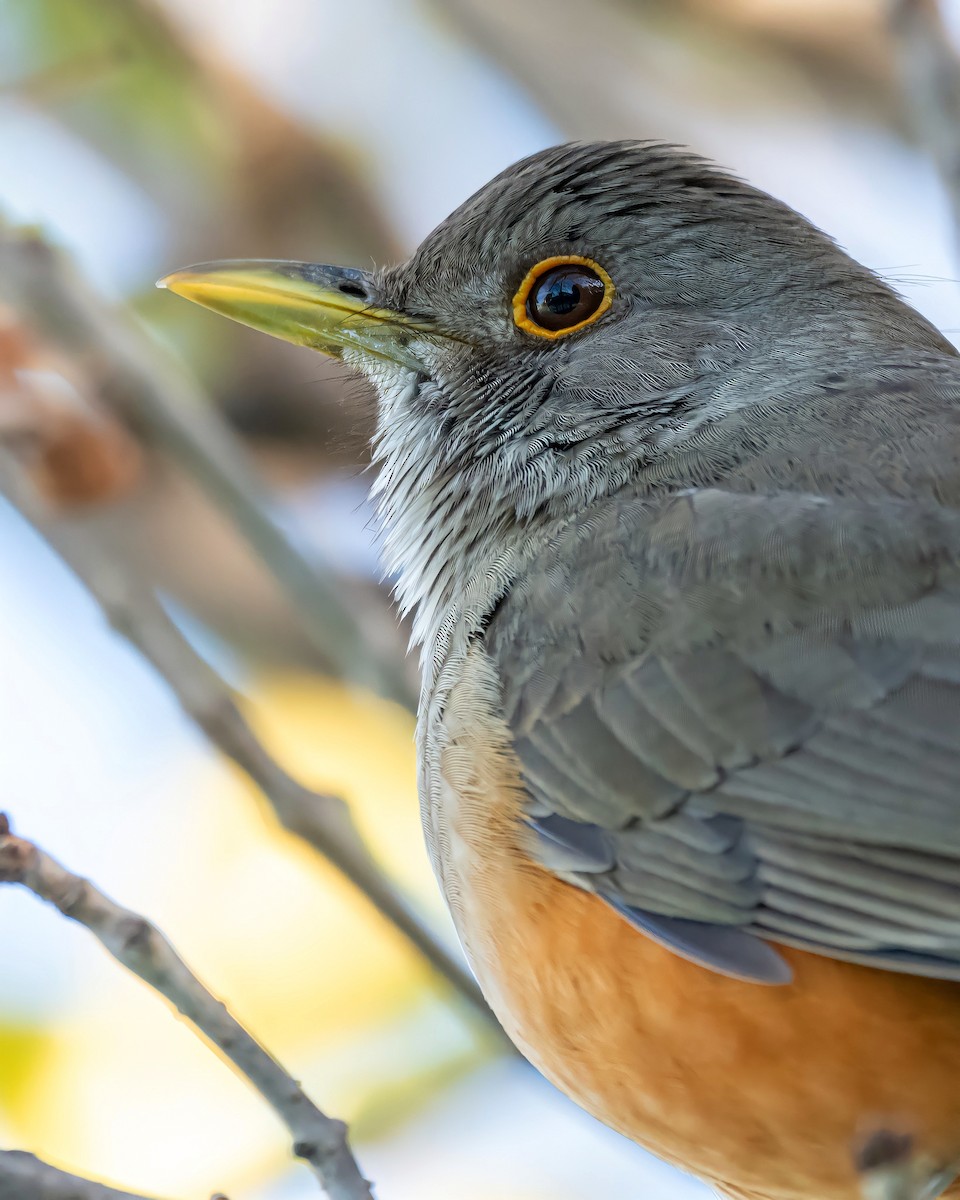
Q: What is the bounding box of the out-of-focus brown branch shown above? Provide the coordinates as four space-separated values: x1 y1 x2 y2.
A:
0 1149 170 1200
0 445 494 1029
0 224 415 709
438 0 907 147
0 817 374 1200
0 306 143 509
890 0 960 251
11 0 402 452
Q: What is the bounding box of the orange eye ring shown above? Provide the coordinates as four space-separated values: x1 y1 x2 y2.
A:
512 255 615 339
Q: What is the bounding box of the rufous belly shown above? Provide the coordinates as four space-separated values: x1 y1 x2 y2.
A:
465 845 960 1199
427 648 960 1199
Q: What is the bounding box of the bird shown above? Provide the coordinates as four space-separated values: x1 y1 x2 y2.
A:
160 140 960 1200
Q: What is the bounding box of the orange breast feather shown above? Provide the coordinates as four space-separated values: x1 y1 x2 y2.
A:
457 784 960 1200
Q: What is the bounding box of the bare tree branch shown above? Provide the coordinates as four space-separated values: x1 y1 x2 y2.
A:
0 1149 173 1200
0 446 497 1029
0 817 373 1200
889 0 960 252
0 224 415 709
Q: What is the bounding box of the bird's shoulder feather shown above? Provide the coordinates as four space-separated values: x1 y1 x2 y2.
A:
484 476 960 982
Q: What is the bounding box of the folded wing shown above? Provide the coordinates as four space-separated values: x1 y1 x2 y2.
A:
487 488 960 982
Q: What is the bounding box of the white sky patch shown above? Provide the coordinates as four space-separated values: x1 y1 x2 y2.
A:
0 99 168 293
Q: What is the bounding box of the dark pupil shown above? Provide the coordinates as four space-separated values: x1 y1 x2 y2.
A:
544 278 580 314
529 265 604 331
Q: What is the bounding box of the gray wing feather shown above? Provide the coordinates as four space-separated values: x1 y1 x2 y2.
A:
489 487 960 982
604 899 794 984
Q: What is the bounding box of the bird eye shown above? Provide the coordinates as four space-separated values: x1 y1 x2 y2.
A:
513 255 614 339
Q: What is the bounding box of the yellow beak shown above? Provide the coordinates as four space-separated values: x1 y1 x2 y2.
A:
157 259 428 370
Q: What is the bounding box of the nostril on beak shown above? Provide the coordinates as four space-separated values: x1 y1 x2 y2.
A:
337 281 368 299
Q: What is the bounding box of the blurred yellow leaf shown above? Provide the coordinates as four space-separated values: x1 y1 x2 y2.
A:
0 1023 55 1117
202 672 446 1044
245 674 433 898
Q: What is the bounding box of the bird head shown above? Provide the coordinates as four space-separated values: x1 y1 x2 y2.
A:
160 140 950 639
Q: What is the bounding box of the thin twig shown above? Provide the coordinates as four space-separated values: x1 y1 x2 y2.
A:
0 1149 169 1200
0 817 373 1200
0 224 414 709
0 447 496 1028
889 0 960 253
